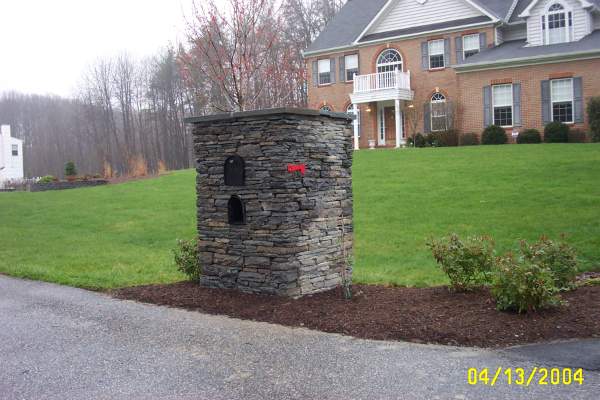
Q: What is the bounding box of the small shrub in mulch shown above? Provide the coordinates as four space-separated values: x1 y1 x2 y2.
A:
516 129 541 144
544 122 569 143
481 125 508 145
173 239 201 283
568 129 588 143
111 282 600 348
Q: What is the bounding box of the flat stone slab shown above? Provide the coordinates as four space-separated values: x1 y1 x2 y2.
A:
503 339 600 371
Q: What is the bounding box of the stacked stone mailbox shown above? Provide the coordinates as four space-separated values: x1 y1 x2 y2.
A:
187 108 354 297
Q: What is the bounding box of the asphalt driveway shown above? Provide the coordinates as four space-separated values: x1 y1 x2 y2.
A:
1 275 598 399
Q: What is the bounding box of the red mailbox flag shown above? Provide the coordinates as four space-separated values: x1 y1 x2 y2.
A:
287 163 306 176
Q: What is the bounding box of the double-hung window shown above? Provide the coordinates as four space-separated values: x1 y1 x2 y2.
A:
544 3 572 44
463 34 480 59
344 54 358 82
317 59 331 85
12 144 18 156
551 78 573 123
492 84 513 127
428 39 445 69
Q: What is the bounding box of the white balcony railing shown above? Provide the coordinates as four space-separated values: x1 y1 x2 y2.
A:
353 70 411 94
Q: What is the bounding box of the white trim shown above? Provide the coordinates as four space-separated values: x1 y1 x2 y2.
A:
550 77 575 123
492 83 514 128
428 39 446 70
542 1 573 44
463 33 480 59
519 0 593 17
353 0 396 44
378 106 386 145
462 0 501 21
454 50 600 72
505 0 521 21
303 20 493 57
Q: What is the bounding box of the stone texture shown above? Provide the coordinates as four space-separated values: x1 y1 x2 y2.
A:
30 180 109 192
189 109 353 297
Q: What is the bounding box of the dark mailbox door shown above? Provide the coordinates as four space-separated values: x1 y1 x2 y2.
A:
224 155 245 186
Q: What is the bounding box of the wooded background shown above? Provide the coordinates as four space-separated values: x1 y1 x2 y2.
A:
0 0 343 178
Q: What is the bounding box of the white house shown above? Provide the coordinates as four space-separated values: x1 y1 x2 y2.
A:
0 125 24 187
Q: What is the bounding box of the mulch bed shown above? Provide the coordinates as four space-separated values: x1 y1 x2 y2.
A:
111 283 600 348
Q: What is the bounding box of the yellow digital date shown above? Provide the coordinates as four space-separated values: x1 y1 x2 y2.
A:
467 367 584 386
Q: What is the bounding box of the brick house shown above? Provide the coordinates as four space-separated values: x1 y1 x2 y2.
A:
303 0 600 148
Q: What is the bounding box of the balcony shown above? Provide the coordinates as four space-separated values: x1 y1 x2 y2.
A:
350 70 414 104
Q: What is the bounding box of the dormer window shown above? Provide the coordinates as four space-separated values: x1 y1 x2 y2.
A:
543 3 573 44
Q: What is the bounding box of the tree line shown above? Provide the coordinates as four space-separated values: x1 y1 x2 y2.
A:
0 0 343 178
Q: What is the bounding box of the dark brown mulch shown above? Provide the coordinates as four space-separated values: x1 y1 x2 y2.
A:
111 283 600 348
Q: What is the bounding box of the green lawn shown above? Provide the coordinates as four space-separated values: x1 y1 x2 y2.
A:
1 144 599 289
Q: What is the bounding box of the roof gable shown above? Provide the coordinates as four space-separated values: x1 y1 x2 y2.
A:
519 0 596 16
365 0 494 36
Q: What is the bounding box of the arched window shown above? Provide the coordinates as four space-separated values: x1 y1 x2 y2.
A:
376 49 403 73
320 105 332 112
544 3 571 44
431 92 447 132
228 195 246 225
346 104 361 138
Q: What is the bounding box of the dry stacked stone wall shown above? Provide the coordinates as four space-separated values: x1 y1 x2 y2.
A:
188 108 353 297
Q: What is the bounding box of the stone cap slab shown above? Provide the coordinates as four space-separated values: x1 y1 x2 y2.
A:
184 107 353 125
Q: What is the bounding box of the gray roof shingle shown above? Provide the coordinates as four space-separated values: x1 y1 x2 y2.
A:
304 0 388 54
456 29 600 68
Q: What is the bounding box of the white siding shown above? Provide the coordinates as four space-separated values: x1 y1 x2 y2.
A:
526 0 593 46
495 26 504 45
368 0 484 35
0 126 24 185
502 24 528 41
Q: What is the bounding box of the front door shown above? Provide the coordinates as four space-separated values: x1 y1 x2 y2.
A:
384 107 396 145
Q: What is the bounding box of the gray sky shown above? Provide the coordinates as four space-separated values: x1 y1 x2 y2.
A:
0 0 193 97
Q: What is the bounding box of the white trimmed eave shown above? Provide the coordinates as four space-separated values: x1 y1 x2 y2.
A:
353 20 498 48
519 0 594 17
454 49 600 72
353 0 499 45
302 19 499 58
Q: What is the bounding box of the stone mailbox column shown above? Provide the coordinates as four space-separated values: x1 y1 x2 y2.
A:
186 108 353 297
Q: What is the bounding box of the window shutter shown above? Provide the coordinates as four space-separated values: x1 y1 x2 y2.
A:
423 103 431 133
479 32 487 51
421 42 429 70
444 38 450 67
541 80 551 124
513 83 522 127
573 77 584 123
455 37 463 64
483 86 492 127
330 58 336 84
312 60 318 87
339 56 345 83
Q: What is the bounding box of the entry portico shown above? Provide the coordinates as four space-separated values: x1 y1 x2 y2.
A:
349 68 414 149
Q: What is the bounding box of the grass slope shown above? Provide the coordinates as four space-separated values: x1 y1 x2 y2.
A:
1 144 599 289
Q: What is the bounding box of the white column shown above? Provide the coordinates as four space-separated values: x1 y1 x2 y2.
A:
353 104 360 150
395 99 401 148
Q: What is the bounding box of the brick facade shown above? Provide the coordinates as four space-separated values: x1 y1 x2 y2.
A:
457 58 600 136
306 25 599 146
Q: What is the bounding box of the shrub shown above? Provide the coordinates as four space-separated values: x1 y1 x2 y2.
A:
544 122 569 143
568 129 588 143
173 239 201 282
427 234 495 291
491 254 561 313
37 175 56 184
65 161 77 177
588 97 600 142
437 130 459 147
516 129 541 144
408 133 427 148
481 125 507 145
519 237 578 290
459 133 479 146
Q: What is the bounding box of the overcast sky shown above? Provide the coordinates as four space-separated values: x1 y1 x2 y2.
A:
0 0 195 97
